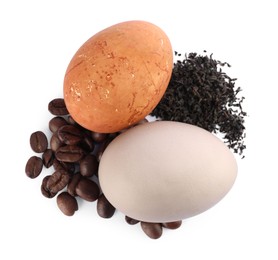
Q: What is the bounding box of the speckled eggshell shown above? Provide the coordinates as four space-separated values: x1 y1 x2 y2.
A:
99 121 238 223
63 20 173 133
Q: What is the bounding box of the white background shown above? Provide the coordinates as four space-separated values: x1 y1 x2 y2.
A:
1 0 277 259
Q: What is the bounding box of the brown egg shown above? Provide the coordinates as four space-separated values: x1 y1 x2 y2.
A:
63 20 173 133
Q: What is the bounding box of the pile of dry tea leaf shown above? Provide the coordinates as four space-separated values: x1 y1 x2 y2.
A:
151 51 247 156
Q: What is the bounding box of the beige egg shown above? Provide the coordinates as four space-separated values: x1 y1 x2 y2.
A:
99 121 237 223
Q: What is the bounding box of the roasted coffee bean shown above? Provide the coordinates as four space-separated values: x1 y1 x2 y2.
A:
55 145 85 163
97 194 115 218
125 216 139 225
42 149 54 168
25 156 43 179
50 132 64 152
79 134 95 153
57 159 75 173
62 162 75 174
67 115 77 125
96 138 113 161
52 158 75 174
75 177 100 201
46 170 71 194
80 154 98 177
57 124 83 145
49 116 68 133
41 175 57 198
48 98 69 116
140 222 163 239
30 131 48 153
162 220 182 229
91 132 109 143
57 192 78 216
67 173 82 197
52 158 61 170
67 116 89 131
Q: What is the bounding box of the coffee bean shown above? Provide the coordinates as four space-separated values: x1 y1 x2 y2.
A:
48 98 69 116
96 138 113 161
75 177 100 201
67 115 90 134
140 222 163 239
125 216 139 225
67 115 77 125
46 170 71 194
162 220 182 229
79 134 95 153
80 154 98 177
49 116 68 133
50 132 64 152
57 192 78 216
25 156 43 179
67 173 82 197
97 194 115 218
41 175 57 198
61 161 75 174
55 145 85 163
30 131 48 153
57 124 83 145
42 149 54 168
52 158 62 171
91 132 109 143
52 158 75 174
27 97 184 238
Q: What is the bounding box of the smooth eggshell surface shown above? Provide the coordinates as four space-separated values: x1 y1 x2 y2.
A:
99 121 237 223
63 20 173 133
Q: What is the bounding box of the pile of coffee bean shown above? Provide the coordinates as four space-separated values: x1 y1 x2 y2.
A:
25 98 182 239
